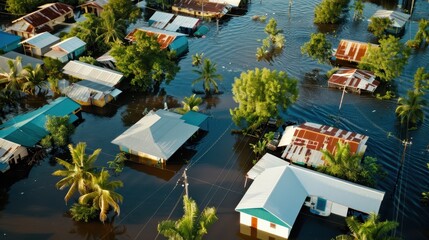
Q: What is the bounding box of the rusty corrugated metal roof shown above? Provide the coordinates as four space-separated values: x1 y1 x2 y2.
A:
125 27 186 49
174 0 228 14
12 3 73 29
328 68 379 93
334 39 378 63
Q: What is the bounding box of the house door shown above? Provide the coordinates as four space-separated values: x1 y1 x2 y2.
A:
251 217 258 228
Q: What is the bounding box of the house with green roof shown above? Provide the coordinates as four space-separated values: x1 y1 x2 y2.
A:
0 97 81 147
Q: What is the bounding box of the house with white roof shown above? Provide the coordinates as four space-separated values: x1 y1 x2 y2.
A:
21 32 60 56
279 122 368 167
328 68 379 94
236 153 385 239
111 109 208 164
45 37 86 63
0 138 28 173
61 60 123 107
149 11 201 34
370 10 410 35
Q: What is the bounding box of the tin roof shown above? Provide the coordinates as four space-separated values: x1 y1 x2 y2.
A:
50 36 86 53
80 0 109 8
173 0 228 14
0 97 80 147
371 10 410 28
0 31 21 50
12 3 73 28
209 0 241 7
236 153 385 236
125 27 186 49
0 52 44 74
62 80 120 102
149 11 174 30
279 122 369 167
168 15 200 30
21 32 59 49
62 60 123 87
334 39 378 63
328 68 379 93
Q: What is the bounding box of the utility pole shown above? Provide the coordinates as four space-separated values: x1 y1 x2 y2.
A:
392 139 412 195
338 85 347 111
182 168 189 197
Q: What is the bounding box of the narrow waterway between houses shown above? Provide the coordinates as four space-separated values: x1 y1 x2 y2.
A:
1 0 429 239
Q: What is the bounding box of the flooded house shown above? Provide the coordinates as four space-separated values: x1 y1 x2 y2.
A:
44 37 86 63
328 68 379 94
20 32 60 57
0 97 81 147
333 39 378 64
0 138 29 173
149 11 201 35
278 122 369 167
111 109 208 165
80 0 108 17
61 60 123 107
236 153 385 239
6 2 74 39
172 0 231 19
0 31 21 53
370 10 410 35
126 27 189 56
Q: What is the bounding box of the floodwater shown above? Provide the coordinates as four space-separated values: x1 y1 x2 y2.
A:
1 0 429 239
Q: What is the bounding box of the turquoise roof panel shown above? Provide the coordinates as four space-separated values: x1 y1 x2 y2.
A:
238 208 290 228
180 111 208 127
0 31 21 52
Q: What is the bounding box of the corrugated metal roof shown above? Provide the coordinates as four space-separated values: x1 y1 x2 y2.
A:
169 15 200 29
0 97 80 146
62 83 106 102
0 52 44 74
44 49 67 59
0 31 21 50
236 153 385 234
149 11 174 24
12 2 73 28
111 109 199 160
62 60 123 87
328 68 379 93
96 50 116 63
80 0 109 8
209 0 241 7
126 27 186 49
50 36 86 53
371 10 410 28
180 111 208 127
174 0 229 14
21 32 59 49
0 138 22 162
334 39 378 63
279 122 369 167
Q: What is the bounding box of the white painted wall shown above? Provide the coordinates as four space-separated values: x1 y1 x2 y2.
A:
239 212 290 239
331 202 348 217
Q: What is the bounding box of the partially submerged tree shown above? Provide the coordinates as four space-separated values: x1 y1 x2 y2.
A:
256 18 285 63
395 90 426 129
353 0 364 21
368 17 392 39
41 115 75 148
230 68 298 133
21 64 46 95
314 0 348 24
335 213 399 240
301 33 332 64
158 195 218 240
359 36 410 81
110 31 180 91
192 58 223 94
176 94 203 114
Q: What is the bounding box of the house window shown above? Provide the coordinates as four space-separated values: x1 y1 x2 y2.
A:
270 223 276 229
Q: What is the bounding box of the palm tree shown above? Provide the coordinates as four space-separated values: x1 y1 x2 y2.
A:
192 58 223 95
335 213 399 240
177 94 203 114
79 169 123 223
21 64 46 95
158 195 218 240
52 142 101 204
414 19 429 46
353 0 364 21
192 53 204 67
0 57 25 94
396 90 427 128
97 10 126 46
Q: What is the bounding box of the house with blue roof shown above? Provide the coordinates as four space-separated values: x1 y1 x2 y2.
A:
180 111 209 131
0 97 81 147
0 31 21 53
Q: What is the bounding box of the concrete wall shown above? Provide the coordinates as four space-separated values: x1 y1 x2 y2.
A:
240 212 290 239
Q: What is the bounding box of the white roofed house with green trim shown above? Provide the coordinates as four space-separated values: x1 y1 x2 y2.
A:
235 153 385 239
44 37 86 63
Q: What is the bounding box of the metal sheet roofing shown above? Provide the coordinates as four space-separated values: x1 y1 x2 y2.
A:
328 68 379 93
371 10 410 28
209 0 241 7
169 15 200 29
125 27 186 49
111 109 199 160
334 39 378 63
21 32 59 49
279 122 369 167
236 153 385 232
62 60 123 87
149 11 174 24
0 138 22 162
62 80 119 102
96 50 116 63
174 0 229 14
80 0 109 8
0 52 44 74
12 2 73 28
0 31 21 50
180 111 208 127
50 36 86 53
0 97 80 146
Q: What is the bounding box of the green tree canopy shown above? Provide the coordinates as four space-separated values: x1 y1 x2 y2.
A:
176 94 203 114
359 36 410 81
96 10 126 46
110 31 180 91
413 19 429 47
21 64 46 95
301 32 333 64
314 0 347 24
256 18 285 62
335 213 399 240
353 0 364 21
395 90 427 128
192 58 223 94
158 195 218 240
368 17 392 39
6 0 41 15
413 67 429 93
104 0 141 23
230 68 298 132
41 115 75 148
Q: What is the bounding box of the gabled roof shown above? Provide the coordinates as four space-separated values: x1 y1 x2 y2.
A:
111 109 199 160
80 0 109 8
62 80 121 102
62 60 123 87
279 122 369 167
50 36 86 53
0 31 21 50
12 3 73 28
371 10 410 28
0 97 80 147
21 32 59 49
96 50 116 63
174 0 229 14
328 68 379 93
0 52 44 75
165 15 200 32
334 39 378 63
149 11 174 29
236 153 385 231
0 138 23 162
125 27 186 49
